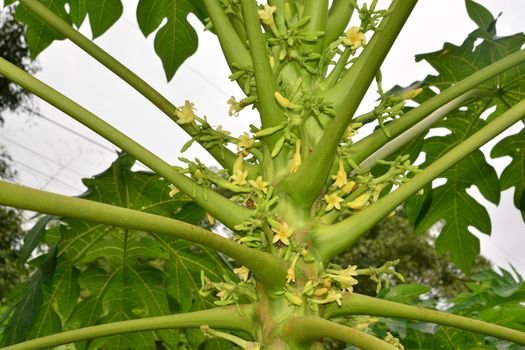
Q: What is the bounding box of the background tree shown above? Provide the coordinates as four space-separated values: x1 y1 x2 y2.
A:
0 5 38 303
335 214 492 299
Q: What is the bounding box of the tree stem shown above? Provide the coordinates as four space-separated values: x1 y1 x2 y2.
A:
0 305 255 350
325 0 355 46
18 0 248 173
316 97 525 261
286 316 397 350
0 181 286 290
323 293 525 345
280 0 417 208
203 0 252 68
240 0 286 149
0 57 251 230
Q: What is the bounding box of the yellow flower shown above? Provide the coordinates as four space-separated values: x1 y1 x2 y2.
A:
343 26 366 49
237 132 254 150
400 87 423 100
227 96 242 117
341 181 357 194
258 5 277 26
206 212 215 225
175 100 196 124
274 91 290 108
331 160 348 188
168 184 179 197
230 170 248 186
347 192 370 210
249 176 269 193
272 222 294 246
286 266 295 284
290 140 302 174
334 275 358 293
233 266 250 282
324 192 344 211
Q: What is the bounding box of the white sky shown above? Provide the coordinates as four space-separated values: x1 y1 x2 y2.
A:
1 0 525 274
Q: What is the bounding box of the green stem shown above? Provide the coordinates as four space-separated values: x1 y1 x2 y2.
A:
0 181 286 290
325 0 355 45
303 0 329 54
316 97 525 261
349 49 525 164
203 0 252 67
0 57 251 230
280 0 417 208
323 293 525 346
357 90 478 172
240 0 286 148
0 305 255 350
285 316 397 350
18 0 249 174
320 47 351 89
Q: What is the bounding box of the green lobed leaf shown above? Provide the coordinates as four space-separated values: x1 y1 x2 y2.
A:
136 0 208 81
6 154 229 348
491 128 525 222
465 0 494 32
402 0 525 273
14 0 71 59
85 0 123 39
1 272 43 345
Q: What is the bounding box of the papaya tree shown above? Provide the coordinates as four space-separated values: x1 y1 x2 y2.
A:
0 0 525 349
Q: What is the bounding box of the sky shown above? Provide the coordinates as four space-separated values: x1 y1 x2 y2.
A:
1 0 525 274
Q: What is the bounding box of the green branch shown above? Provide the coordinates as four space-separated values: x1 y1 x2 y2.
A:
240 0 286 148
325 0 355 45
323 293 525 346
357 91 478 172
280 0 417 208
285 316 397 350
315 97 525 261
303 0 329 55
18 0 249 174
203 0 251 67
0 181 286 290
0 57 251 230
350 49 525 164
0 305 255 350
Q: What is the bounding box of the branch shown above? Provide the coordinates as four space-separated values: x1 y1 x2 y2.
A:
315 97 525 261
285 316 397 350
0 181 286 290
323 293 525 346
203 0 252 67
240 0 286 149
0 56 251 230
357 91 477 172
18 0 248 174
0 305 255 350
303 0 329 54
279 0 417 208
349 49 525 165
325 0 355 45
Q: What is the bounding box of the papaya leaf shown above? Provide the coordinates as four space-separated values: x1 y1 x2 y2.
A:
14 0 71 59
401 0 525 273
136 0 207 81
5 154 229 348
491 128 525 222
1 272 43 345
85 0 122 39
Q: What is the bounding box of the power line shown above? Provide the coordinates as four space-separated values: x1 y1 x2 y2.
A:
24 108 117 153
0 135 85 177
11 159 84 193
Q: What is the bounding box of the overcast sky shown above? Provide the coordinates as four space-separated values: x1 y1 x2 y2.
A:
1 0 525 274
